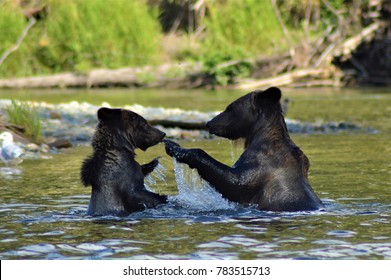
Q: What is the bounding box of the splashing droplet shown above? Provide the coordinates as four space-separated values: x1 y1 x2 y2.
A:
170 159 236 211
144 163 167 193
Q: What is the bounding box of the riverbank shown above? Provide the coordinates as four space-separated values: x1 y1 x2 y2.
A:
0 98 371 162
1 1 390 89
0 17 389 90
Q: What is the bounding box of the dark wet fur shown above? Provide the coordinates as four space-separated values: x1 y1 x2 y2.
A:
165 87 323 212
81 108 167 216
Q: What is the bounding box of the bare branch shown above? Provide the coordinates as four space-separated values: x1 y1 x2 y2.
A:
0 16 37 66
271 0 295 57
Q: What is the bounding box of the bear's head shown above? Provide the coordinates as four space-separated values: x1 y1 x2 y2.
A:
97 107 165 151
206 87 282 140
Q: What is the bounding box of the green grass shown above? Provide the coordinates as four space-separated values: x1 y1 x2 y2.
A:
0 0 163 77
6 99 42 143
42 0 162 71
0 0 37 77
197 0 292 85
201 0 286 59
0 0 353 80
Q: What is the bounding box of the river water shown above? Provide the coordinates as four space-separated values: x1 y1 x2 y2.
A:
0 87 390 259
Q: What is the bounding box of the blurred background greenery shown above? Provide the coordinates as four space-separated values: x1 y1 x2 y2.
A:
0 0 385 82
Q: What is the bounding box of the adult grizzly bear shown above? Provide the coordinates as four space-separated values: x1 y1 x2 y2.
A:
81 107 167 216
165 87 323 212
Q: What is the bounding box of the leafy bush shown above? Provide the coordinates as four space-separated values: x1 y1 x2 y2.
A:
203 53 252 86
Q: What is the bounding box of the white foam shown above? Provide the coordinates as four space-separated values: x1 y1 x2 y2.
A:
169 159 236 211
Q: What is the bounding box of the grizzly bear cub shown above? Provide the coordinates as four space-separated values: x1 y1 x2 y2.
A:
165 87 323 212
81 107 167 216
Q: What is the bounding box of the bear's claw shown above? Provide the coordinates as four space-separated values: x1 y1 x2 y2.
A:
164 139 184 159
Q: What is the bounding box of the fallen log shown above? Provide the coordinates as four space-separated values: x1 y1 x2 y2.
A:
0 63 202 89
233 67 341 90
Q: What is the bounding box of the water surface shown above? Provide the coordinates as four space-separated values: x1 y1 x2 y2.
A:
0 88 390 259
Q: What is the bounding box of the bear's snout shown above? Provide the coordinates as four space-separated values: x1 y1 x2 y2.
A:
206 118 223 136
205 120 217 134
159 131 166 141
150 128 166 145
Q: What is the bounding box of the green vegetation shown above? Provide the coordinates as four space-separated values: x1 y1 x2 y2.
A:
42 0 162 72
197 0 286 86
279 0 346 29
0 0 362 82
0 1 32 77
0 0 162 77
202 54 253 86
6 99 42 142
201 0 285 58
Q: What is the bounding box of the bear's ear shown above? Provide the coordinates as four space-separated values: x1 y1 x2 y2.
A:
97 107 121 122
254 87 282 106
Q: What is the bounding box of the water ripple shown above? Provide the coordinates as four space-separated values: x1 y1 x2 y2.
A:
327 230 357 238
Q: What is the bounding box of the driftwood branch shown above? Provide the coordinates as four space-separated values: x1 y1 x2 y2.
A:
234 67 341 90
315 21 381 67
0 62 203 89
235 19 384 90
333 22 381 61
0 16 36 66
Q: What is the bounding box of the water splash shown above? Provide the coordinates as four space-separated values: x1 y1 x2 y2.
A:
229 139 243 165
230 141 236 164
144 163 167 193
169 159 236 211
